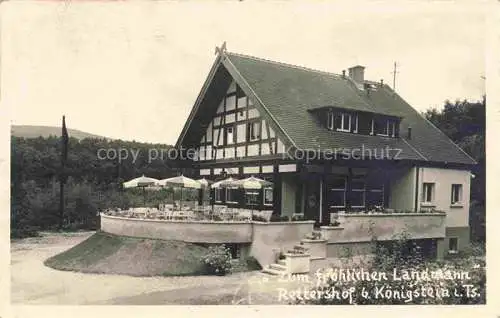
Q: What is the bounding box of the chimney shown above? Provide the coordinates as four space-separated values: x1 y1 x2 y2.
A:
407 126 412 140
348 65 365 85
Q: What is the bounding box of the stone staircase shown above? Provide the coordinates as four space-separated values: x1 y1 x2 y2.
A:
262 232 326 275
262 258 288 275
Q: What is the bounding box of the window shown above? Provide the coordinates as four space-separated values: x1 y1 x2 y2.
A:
263 187 273 205
329 177 346 208
353 115 359 133
451 184 463 204
351 179 366 208
366 182 384 208
246 191 259 205
247 121 261 141
388 121 396 137
448 237 458 253
226 187 238 204
327 112 334 130
371 117 397 137
328 112 352 132
225 126 235 145
214 188 222 203
372 118 388 136
422 183 435 203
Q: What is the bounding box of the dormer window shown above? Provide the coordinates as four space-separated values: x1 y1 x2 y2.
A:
328 112 356 133
371 117 397 137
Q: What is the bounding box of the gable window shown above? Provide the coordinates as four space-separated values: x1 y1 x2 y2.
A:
451 184 463 204
422 182 435 203
263 187 273 206
247 121 261 141
225 126 235 145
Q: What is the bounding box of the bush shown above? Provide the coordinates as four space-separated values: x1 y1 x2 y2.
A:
270 214 290 222
291 214 306 221
251 215 268 222
304 232 486 305
202 245 232 276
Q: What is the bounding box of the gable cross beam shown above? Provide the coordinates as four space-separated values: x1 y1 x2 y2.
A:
214 41 227 56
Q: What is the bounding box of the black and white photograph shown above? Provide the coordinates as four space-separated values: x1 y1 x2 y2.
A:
2 0 495 314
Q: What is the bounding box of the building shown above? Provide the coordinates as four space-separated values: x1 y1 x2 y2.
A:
174 44 476 264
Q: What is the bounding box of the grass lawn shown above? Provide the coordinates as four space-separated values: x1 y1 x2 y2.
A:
44 231 210 276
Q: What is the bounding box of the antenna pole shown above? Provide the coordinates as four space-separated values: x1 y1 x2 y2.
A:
392 62 398 92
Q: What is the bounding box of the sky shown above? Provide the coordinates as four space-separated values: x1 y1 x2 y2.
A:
2 1 486 145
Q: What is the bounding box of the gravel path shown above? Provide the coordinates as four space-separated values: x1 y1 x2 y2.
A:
11 232 307 305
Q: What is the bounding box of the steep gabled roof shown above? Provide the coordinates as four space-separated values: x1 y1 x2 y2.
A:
176 50 476 166
224 52 476 165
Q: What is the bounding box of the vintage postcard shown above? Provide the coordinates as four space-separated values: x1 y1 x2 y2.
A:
2 0 496 317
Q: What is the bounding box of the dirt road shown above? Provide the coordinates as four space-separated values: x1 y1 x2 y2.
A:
11 232 307 305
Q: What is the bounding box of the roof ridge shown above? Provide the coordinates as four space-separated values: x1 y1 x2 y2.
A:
226 51 343 79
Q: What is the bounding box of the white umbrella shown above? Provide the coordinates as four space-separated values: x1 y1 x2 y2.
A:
123 175 159 188
158 175 201 189
227 176 273 219
230 176 273 190
122 175 160 205
196 178 213 188
211 177 237 189
159 175 201 210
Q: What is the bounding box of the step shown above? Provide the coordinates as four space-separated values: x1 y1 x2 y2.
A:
293 245 309 251
269 263 287 271
310 256 326 261
277 259 286 266
261 266 287 276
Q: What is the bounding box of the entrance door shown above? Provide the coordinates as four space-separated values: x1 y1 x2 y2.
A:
304 177 321 226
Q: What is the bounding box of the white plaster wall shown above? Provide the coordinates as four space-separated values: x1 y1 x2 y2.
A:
334 212 446 242
419 167 471 228
250 221 315 266
101 215 252 243
388 167 416 211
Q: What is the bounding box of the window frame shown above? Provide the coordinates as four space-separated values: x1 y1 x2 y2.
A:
421 182 435 204
451 184 463 205
245 191 260 206
350 179 366 208
263 187 273 206
214 188 222 203
247 121 261 142
225 187 239 204
448 237 459 254
329 177 347 208
337 113 352 132
225 125 235 145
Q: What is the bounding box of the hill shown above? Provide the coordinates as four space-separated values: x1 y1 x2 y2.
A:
11 125 107 140
44 232 210 276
